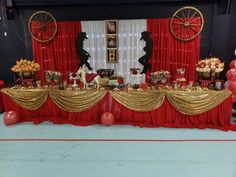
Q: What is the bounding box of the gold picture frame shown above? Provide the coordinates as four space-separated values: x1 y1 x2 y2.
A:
107 34 117 48
107 49 118 63
106 20 118 63
106 20 117 34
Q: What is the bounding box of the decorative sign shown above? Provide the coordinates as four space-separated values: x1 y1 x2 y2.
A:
106 20 118 63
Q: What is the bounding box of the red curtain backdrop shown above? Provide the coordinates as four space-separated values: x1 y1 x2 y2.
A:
32 19 200 82
32 22 82 82
147 19 200 81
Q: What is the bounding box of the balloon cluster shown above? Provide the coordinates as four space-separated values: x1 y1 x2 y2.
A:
226 59 236 102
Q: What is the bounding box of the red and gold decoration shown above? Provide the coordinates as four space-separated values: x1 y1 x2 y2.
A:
170 6 204 41
2 87 231 116
11 58 40 79
196 57 224 80
176 68 186 83
45 71 62 85
150 70 170 85
28 11 57 43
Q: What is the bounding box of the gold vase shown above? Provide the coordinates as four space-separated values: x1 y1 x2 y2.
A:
202 72 211 80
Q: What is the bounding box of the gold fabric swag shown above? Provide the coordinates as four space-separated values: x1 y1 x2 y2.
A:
110 90 165 112
1 88 231 115
2 88 106 112
50 90 106 112
166 90 231 115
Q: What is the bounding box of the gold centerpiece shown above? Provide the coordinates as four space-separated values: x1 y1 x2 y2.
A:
196 57 224 80
11 58 40 79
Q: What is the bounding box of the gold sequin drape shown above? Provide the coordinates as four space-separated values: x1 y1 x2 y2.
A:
1 88 231 115
2 88 106 112
49 90 106 112
166 90 231 115
2 88 48 110
110 90 165 112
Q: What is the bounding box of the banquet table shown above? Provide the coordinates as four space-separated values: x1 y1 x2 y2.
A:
1 87 235 131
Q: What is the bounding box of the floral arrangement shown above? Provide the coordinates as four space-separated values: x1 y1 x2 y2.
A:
150 70 170 84
45 71 62 84
11 58 40 73
177 68 185 75
176 68 186 82
196 57 224 73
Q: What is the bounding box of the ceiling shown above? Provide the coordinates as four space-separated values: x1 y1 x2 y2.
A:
12 0 218 6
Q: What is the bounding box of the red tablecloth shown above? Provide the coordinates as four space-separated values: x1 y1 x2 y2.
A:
2 91 236 131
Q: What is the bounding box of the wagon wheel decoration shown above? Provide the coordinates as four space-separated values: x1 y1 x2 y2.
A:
170 6 204 41
28 11 57 43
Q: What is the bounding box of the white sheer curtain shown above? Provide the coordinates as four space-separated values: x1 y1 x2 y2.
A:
81 19 146 83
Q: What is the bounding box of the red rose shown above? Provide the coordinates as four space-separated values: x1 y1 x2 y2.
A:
200 62 206 68
118 78 124 84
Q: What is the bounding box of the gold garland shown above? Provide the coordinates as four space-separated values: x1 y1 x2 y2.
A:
49 90 106 112
1 88 231 115
1 88 48 110
166 90 231 115
110 90 165 112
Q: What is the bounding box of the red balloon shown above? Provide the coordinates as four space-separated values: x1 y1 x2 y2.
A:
226 68 236 81
232 95 236 103
4 111 19 126
230 59 236 69
229 80 236 94
224 81 230 89
101 112 114 126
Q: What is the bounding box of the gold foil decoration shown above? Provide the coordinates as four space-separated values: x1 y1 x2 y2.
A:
1 88 48 110
166 90 231 115
110 90 165 112
49 90 106 112
1 88 231 115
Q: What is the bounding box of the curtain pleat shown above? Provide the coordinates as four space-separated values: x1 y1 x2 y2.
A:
32 22 82 83
147 19 200 81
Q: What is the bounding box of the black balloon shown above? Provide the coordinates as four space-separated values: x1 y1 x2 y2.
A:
138 31 153 74
76 32 93 70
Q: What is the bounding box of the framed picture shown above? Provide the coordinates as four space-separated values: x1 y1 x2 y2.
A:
107 49 118 63
106 20 119 63
106 20 118 34
107 35 117 48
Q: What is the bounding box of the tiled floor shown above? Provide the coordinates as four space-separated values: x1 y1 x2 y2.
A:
0 113 236 177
